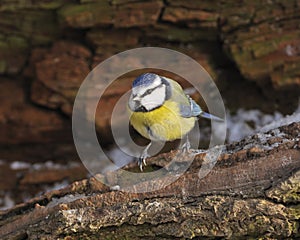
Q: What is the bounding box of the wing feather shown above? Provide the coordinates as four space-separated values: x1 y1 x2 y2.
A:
163 77 202 118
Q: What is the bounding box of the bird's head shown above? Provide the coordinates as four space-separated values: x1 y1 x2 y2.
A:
128 73 170 112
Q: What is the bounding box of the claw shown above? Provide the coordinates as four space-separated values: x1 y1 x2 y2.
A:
180 135 206 156
138 142 152 171
138 154 148 171
138 157 145 171
180 135 191 152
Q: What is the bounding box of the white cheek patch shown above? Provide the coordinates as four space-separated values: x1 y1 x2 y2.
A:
141 85 166 111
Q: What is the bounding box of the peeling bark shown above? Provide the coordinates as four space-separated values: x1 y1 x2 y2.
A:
0 122 299 239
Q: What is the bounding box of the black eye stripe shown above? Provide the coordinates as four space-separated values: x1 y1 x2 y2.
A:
139 78 170 99
141 86 158 97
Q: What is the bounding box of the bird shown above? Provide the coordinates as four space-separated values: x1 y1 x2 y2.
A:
127 73 222 171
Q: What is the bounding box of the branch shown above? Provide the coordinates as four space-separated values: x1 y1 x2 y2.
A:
0 122 299 239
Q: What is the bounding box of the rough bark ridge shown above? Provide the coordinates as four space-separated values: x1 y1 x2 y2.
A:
0 122 299 239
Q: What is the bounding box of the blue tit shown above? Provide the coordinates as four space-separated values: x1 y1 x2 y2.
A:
128 73 222 170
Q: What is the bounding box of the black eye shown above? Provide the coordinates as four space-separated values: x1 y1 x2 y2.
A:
146 89 153 95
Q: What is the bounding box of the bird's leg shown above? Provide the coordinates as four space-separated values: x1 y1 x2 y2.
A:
180 135 191 152
138 142 152 171
180 135 206 155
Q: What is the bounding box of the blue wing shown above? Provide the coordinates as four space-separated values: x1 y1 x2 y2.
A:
180 95 223 121
166 78 222 121
180 95 203 117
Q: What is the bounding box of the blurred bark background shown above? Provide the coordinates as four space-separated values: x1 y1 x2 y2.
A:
0 0 300 238
1 0 300 144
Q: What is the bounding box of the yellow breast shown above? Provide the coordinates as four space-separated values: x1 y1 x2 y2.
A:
129 100 196 141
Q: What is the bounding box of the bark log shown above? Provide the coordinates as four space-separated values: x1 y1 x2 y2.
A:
0 121 299 239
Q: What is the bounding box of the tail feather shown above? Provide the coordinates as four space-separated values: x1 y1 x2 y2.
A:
200 112 223 122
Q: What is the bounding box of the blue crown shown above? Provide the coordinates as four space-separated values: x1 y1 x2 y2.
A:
132 73 158 88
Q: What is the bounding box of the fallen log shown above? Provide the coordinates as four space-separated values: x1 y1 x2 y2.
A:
0 121 299 239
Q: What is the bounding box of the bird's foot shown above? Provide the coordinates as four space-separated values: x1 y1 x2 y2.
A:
138 142 152 171
180 136 206 156
180 136 191 153
189 149 206 155
138 153 149 171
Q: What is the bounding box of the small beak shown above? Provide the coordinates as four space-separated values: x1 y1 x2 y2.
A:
129 95 142 111
132 96 140 102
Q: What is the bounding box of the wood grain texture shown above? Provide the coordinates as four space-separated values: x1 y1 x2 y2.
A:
0 122 299 239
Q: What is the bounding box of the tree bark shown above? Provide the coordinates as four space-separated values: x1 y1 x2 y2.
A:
0 121 299 239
